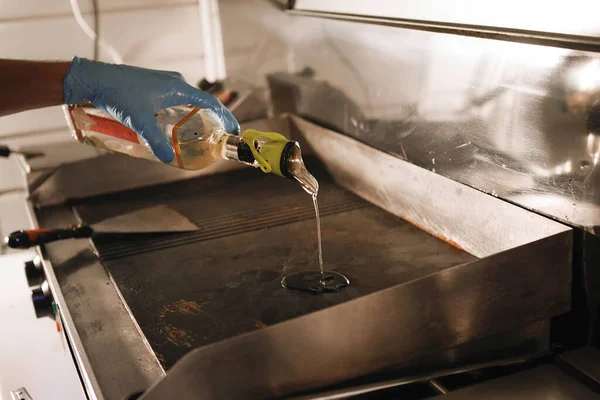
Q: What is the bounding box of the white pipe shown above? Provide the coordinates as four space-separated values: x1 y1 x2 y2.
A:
198 0 227 82
69 0 123 64
198 0 216 82
210 0 227 80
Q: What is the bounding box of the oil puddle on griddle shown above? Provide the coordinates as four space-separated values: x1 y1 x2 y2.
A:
281 270 349 294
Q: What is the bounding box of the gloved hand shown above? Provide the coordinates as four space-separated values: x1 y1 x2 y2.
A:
63 56 239 163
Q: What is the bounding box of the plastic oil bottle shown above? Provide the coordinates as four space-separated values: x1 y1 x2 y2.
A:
63 104 318 194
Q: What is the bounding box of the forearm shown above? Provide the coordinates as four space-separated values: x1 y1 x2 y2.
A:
0 59 71 117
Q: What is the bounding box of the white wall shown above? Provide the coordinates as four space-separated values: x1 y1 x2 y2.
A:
0 0 204 147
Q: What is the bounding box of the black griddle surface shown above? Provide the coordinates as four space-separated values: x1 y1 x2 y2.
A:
73 166 476 370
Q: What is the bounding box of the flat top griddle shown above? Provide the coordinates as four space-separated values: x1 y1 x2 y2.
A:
73 164 476 370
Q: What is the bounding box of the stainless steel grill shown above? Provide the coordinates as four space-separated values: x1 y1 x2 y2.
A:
69 164 476 369
31 116 572 399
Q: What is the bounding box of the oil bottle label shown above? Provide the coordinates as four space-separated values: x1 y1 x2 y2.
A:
85 114 141 144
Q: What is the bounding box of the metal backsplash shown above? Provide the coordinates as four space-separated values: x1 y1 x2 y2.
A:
220 0 600 235
293 0 600 40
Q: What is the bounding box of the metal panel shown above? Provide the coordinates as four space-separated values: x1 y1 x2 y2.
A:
291 116 568 257
438 365 600 399
218 0 600 235
288 348 549 400
294 0 600 40
288 10 600 53
583 233 600 308
289 351 548 400
139 230 572 399
402 320 551 374
24 204 105 400
289 322 551 399
557 347 600 393
35 206 164 400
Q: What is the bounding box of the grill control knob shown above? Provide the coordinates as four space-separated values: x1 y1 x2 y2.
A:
24 255 43 287
31 281 52 318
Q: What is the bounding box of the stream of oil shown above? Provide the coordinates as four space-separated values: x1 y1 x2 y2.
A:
313 193 324 275
281 172 349 294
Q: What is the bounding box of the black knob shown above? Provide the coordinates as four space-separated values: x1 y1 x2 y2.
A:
31 281 52 318
24 255 43 287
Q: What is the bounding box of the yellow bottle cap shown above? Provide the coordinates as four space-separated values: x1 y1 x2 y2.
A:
241 129 291 177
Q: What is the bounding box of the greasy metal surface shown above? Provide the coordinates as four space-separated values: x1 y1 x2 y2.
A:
557 347 600 392
218 0 600 234
77 168 474 369
291 116 569 258
74 166 368 261
36 206 165 400
438 365 600 399
140 230 572 399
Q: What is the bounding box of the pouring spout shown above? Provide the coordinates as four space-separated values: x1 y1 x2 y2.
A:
285 142 319 195
293 164 319 196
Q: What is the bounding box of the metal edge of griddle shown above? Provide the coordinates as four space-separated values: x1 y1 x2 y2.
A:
29 203 164 400
139 229 573 400
555 347 600 394
438 364 600 399
287 320 553 399
72 206 167 379
23 200 104 400
288 350 552 400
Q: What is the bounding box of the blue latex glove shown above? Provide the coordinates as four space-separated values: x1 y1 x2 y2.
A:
63 56 239 163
